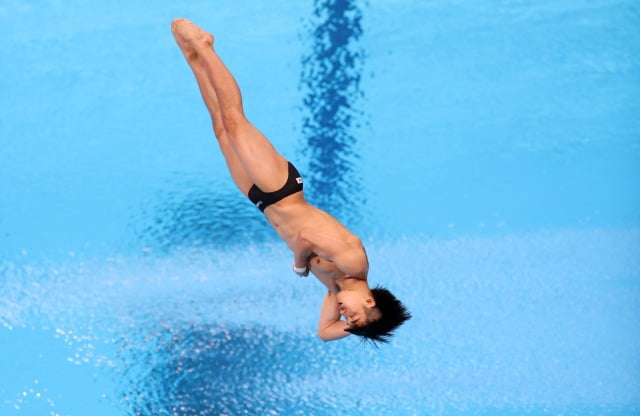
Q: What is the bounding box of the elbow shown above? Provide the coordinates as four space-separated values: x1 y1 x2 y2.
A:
294 229 312 253
296 228 311 246
317 327 336 342
317 329 330 342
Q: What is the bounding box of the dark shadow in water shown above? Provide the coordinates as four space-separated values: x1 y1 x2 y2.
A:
131 178 275 252
301 0 366 224
118 322 347 416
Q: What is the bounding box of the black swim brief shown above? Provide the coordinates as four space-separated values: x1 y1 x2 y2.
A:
248 162 303 212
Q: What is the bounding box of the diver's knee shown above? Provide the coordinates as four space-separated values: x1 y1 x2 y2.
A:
220 108 247 136
212 121 226 139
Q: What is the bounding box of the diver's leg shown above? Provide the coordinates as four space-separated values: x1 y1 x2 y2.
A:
171 18 289 193
172 20 253 195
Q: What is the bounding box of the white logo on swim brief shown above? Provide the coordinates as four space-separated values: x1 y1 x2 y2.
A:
296 177 303 184
256 201 263 208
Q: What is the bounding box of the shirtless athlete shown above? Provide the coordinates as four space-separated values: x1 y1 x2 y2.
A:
171 18 410 343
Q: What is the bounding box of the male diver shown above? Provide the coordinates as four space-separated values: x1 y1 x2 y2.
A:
171 18 410 343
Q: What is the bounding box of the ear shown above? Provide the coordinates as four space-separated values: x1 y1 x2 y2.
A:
365 297 376 308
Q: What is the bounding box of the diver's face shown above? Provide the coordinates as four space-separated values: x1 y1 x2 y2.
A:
337 291 377 328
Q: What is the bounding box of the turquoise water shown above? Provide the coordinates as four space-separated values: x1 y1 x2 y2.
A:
1 0 639 415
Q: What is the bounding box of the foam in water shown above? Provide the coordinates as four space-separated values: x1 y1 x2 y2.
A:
1 228 638 415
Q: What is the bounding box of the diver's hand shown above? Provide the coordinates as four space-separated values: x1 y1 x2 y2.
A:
292 263 309 277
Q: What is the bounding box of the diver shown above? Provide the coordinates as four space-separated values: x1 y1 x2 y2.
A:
171 18 410 344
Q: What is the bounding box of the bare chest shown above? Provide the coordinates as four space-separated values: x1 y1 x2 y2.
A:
308 256 342 292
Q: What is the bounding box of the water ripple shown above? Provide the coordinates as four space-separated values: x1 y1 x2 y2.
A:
118 322 348 416
300 0 367 223
130 176 274 252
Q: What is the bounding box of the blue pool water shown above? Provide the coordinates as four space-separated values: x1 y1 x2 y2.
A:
1 0 639 415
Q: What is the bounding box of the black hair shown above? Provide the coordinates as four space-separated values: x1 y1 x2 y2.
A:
346 285 411 345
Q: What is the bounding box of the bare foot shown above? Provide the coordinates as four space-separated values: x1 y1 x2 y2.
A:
171 18 214 59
